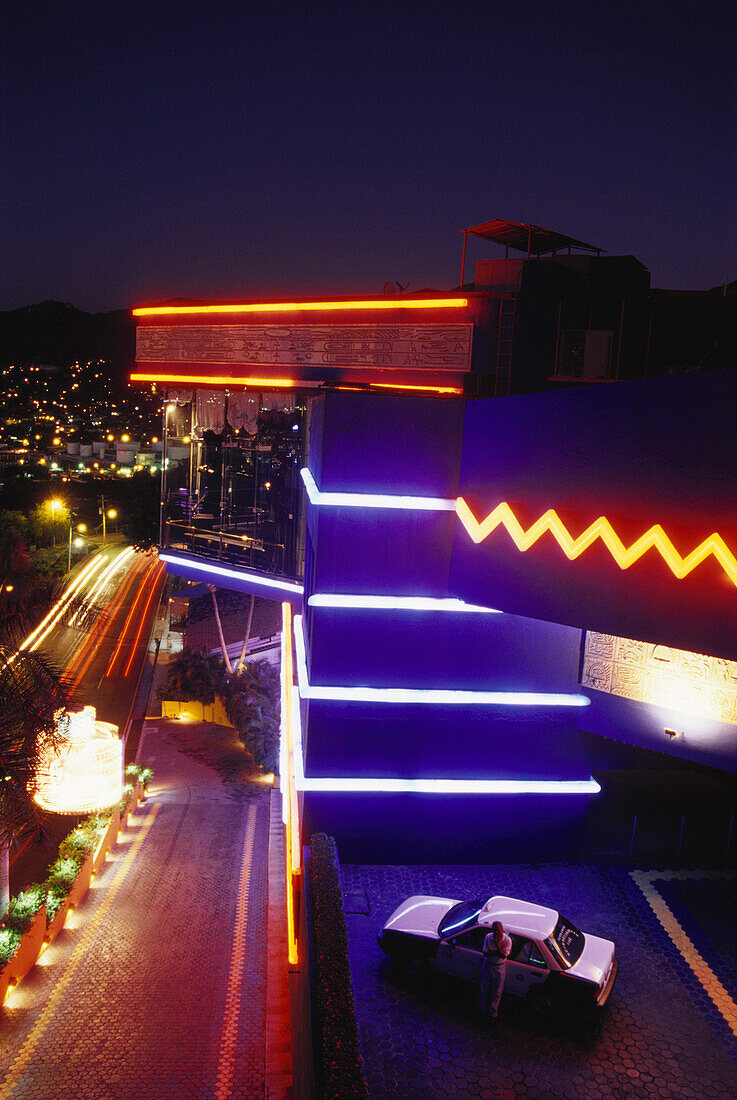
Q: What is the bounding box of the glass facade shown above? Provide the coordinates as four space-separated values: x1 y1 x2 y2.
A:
160 392 308 580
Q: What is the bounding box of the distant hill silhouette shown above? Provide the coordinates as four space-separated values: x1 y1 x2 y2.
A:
0 301 135 384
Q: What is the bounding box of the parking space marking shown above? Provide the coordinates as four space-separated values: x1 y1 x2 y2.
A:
630 869 737 1037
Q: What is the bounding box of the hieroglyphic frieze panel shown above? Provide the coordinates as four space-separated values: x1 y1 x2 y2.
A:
136 324 474 371
581 631 737 725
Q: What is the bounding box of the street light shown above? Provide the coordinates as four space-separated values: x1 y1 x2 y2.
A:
68 523 86 571
49 499 64 547
159 403 176 546
100 503 117 540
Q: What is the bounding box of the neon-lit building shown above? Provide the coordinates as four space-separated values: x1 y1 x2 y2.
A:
131 222 737 862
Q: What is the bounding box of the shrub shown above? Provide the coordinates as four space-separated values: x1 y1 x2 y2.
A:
157 648 224 704
222 661 281 774
2 884 46 934
309 833 368 1100
58 815 106 863
0 929 21 969
119 783 134 815
124 763 153 789
45 857 81 923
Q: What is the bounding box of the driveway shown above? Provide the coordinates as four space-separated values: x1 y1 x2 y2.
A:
341 861 737 1099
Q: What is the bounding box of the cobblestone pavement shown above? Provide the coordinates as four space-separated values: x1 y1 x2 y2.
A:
341 862 737 1099
0 717 273 1100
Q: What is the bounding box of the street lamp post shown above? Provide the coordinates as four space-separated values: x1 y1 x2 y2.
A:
68 523 86 572
159 403 175 547
50 499 63 547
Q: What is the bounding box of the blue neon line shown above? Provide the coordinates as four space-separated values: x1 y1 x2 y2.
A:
308 593 501 613
301 468 456 511
289 689 600 795
160 553 304 596
293 614 589 708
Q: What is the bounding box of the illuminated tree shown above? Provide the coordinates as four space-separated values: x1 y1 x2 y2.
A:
0 647 69 910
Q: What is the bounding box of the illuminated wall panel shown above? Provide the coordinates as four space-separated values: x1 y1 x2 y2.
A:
452 369 737 663
582 632 737 726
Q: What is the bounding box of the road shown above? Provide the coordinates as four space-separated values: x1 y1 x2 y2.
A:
9 543 166 894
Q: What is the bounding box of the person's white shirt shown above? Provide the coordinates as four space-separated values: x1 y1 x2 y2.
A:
483 929 512 958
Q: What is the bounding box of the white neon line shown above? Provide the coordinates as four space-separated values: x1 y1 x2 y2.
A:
160 553 303 596
288 668 598 795
293 615 589 707
300 468 456 512
308 593 501 613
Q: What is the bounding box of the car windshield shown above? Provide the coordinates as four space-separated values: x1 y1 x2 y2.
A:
438 899 486 938
546 915 585 967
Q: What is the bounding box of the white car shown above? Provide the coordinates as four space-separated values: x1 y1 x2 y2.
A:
378 894 618 1014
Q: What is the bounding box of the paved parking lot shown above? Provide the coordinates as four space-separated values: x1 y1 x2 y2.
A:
341 862 737 1099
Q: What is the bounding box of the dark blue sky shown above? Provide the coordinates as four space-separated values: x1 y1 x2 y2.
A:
3 0 735 311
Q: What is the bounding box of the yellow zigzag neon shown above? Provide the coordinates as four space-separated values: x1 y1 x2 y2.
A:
455 499 737 588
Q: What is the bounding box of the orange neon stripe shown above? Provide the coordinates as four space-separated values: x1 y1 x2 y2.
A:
122 565 165 677
130 372 297 388
455 499 737 588
282 601 299 966
370 382 463 395
133 297 468 317
105 561 158 678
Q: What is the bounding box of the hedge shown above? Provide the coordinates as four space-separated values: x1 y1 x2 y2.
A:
309 833 368 1099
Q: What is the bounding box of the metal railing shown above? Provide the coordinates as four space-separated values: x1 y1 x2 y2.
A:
164 519 292 576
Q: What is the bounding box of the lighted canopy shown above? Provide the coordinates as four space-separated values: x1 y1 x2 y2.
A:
32 706 123 814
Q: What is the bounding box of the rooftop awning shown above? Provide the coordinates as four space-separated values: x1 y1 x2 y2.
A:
463 220 604 256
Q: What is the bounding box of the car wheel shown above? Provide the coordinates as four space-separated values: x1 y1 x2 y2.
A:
530 986 555 1017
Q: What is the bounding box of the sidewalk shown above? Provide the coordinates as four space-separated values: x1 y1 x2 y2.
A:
0 624 293 1098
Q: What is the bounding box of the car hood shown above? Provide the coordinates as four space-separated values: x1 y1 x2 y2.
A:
567 932 616 986
382 895 459 939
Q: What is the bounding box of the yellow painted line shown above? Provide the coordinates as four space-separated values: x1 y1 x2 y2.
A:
214 803 257 1100
0 804 161 1099
630 869 737 1037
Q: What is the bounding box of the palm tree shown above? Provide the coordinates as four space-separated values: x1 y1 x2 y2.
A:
0 646 69 910
235 594 256 673
0 520 71 911
208 585 233 673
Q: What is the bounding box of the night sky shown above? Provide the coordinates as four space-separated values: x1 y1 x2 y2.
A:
3 0 735 312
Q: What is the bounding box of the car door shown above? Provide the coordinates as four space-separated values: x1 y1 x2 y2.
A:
435 926 486 982
505 935 551 998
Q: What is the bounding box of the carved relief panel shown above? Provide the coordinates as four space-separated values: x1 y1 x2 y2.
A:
582 632 737 725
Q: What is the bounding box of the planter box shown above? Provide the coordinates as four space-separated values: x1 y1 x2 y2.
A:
121 779 143 828
44 891 73 946
162 697 234 727
0 903 47 1006
92 809 120 874
66 850 94 913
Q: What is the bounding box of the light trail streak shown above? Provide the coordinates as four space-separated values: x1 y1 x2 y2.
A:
68 546 135 627
19 555 106 654
67 554 150 690
122 563 165 677
104 559 159 678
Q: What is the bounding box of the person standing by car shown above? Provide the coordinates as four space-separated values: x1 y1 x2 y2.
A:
479 920 512 1019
